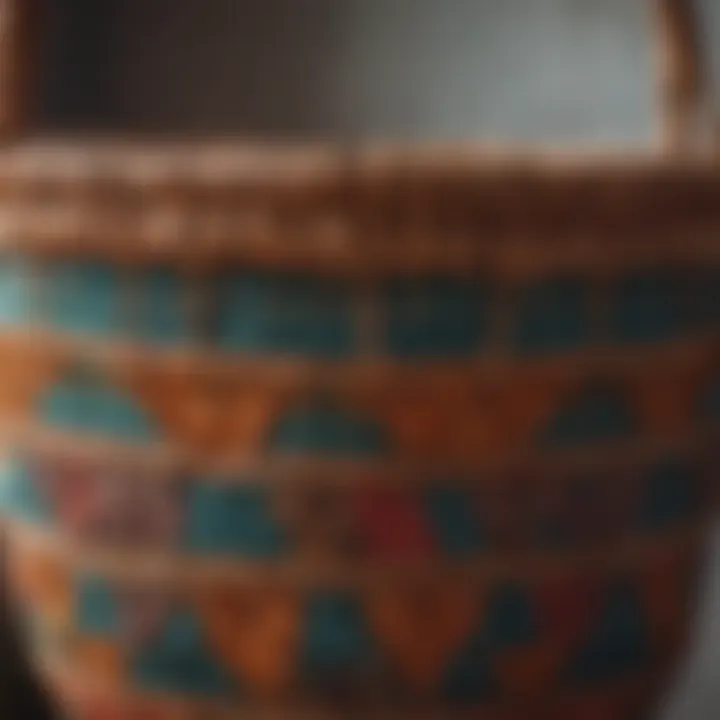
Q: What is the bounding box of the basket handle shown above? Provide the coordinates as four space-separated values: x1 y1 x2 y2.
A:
653 0 710 153
0 0 41 139
0 0 712 150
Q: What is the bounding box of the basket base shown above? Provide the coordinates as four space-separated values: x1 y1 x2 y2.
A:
46 667 669 720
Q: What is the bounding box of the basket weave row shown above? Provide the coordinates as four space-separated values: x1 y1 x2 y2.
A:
0 1 717 718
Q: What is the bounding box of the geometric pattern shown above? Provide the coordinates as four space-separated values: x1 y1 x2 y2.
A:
0 256 715 719
1 453 711 560
9 539 699 705
0 260 713 356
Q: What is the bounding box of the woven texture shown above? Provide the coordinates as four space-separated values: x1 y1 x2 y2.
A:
0 142 714 720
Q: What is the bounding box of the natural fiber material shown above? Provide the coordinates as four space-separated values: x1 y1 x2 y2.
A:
0 1 717 718
0 145 715 719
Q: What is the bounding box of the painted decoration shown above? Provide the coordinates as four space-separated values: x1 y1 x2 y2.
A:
0 254 32 326
75 576 122 637
0 455 49 522
424 486 487 557
130 609 237 697
48 261 125 336
384 277 487 357
299 591 377 694
10 548 702 708
540 385 635 447
353 487 435 560
609 271 686 345
567 582 650 687
39 370 158 442
0 254 713 718
137 269 191 345
216 272 355 357
514 277 591 355
184 484 287 558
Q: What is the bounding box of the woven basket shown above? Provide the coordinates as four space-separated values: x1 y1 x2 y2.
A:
0 1 718 718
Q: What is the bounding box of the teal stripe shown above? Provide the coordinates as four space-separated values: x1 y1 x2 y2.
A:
514 277 591 355
0 255 32 326
610 272 686 345
385 278 487 358
48 261 124 336
217 272 355 357
139 269 191 344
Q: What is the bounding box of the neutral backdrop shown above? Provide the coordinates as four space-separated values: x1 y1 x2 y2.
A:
37 1 720 718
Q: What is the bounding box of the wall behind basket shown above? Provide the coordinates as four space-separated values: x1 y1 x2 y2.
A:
35 0 720 141
32 0 652 140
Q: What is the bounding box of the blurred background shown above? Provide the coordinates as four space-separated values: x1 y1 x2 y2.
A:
38 0 720 142
7 1 720 717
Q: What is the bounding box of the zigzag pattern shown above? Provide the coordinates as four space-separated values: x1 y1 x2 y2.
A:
0 256 714 719
10 541 698 705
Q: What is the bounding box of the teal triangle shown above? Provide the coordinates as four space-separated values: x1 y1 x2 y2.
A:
76 576 121 637
40 372 157 443
300 592 374 681
566 582 649 687
541 387 635 447
41 374 90 430
642 460 695 531
93 382 157 441
131 610 237 697
184 484 288 558
443 624 496 704
269 403 389 457
482 583 537 651
425 486 486 557
441 582 533 702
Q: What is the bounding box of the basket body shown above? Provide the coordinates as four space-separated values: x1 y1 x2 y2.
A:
0 145 718 719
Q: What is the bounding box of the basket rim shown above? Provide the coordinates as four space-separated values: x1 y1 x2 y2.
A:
1 137 719 270
1 136 719 185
